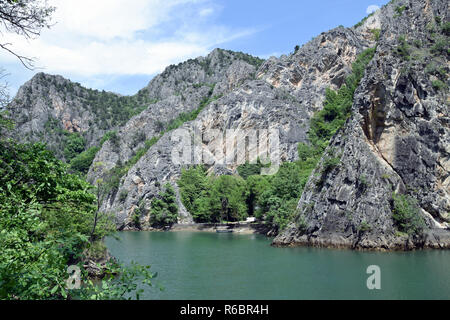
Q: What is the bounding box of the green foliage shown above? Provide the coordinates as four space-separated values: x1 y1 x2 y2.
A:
370 29 381 41
395 35 411 60
178 161 314 231
321 155 341 175
63 133 86 162
69 131 116 174
83 88 156 130
150 184 179 227
72 261 155 300
178 165 209 216
178 167 247 223
430 37 449 55
131 200 146 228
432 79 448 91
245 175 271 216
425 62 447 79
442 22 450 36
0 140 103 299
100 131 118 145
358 221 372 232
296 213 308 231
226 50 265 69
412 39 422 48
84 240 108 261
0 133 153 299
354 11 375 28
237 159 269 180
359 174 370 189
209 175 248 222
315 154 341 190
257 162 313 230
0 111 14 136
165 93 221 132
119 190 128 203
392 194 425 236
394 5 406 17
69 146 100 174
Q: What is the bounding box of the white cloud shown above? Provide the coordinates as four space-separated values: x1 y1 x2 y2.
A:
366 5 380 15
0 0 256 77
199 8 214 17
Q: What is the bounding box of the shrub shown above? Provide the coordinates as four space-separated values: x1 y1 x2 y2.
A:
237 159 266 179
85 241 108 261
131 131 146 148
150 184 179 227
370 29 381 41
392 194 425 236
296 214 308 232
432 79 447 91
394 5 406 17
63 132 86 161
358 221 372 232
396 35 411 60
430 37 448 54
359 174 371 192
69 146 100 174
442 22 450 36
119 190 128 203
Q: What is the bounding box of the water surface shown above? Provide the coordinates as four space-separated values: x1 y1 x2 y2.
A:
105 231 450 300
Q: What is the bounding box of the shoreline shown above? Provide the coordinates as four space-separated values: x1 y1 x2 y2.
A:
119 224 450 251
170 223 271 235
122 222 273 236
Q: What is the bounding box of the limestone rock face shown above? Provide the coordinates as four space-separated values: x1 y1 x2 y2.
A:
258 26 372 113
86 49 261 184
100 28 370 229
274 0 450 249
6 72 158 161
6 73 105 159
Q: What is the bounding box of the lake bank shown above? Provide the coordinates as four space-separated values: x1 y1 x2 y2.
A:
122 222 273 235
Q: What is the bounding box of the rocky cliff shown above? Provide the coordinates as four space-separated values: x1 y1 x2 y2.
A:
86 49 264 184
5 73 154 161
274 0 450 250
95 28 371 229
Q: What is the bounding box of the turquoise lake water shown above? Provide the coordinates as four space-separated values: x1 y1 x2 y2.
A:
105 231 450 300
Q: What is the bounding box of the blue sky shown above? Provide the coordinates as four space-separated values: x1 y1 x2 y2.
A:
0 0 389 97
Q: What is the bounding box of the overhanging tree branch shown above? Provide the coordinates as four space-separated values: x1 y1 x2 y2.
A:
0 0 54 69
